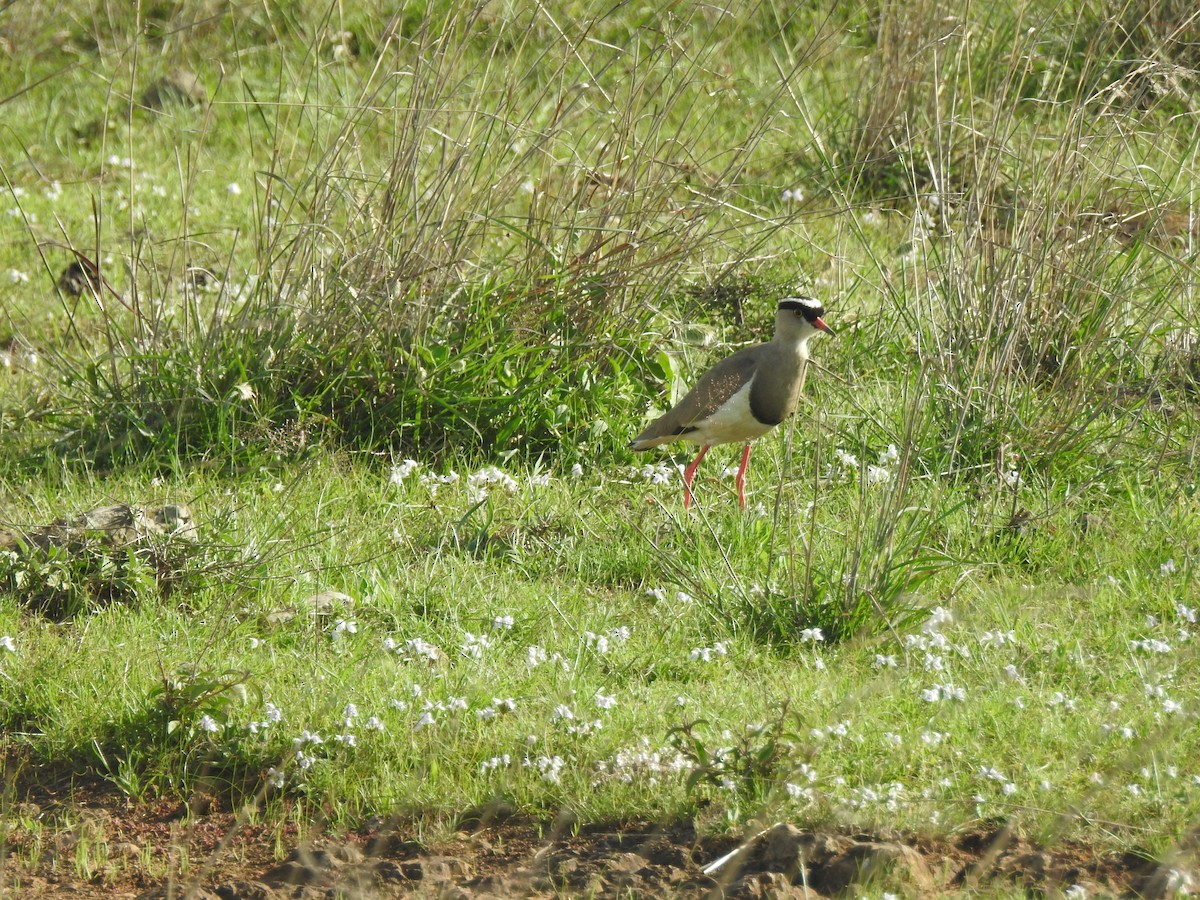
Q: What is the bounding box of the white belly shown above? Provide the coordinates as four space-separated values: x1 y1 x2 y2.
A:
683 381 776 447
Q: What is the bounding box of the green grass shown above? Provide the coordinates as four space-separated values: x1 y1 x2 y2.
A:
2 0 1200 889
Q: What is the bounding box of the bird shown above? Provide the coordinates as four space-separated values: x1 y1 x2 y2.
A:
630 297 834 509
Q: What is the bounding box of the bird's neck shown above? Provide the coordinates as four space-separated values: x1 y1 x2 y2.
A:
774 334 812 361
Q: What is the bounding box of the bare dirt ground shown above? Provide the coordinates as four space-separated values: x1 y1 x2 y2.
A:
2 777 1192 898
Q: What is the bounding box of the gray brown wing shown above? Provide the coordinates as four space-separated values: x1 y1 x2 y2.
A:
630 350 758 447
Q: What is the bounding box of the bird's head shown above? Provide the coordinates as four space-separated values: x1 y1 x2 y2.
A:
777 296 834 339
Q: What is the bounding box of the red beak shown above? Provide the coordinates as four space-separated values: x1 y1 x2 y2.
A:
814 317 834 335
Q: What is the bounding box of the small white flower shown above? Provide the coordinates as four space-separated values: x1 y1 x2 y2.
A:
866 465 892 485
390 459 420 483
552 704 575 722
266 767 285 788
234 382 255 401
491 614 514 630
295 750 314 770
1130 638 1172 654
569 463 584 478
331 619 357 639
1163 698 1184 714
799 627 824 643
834 448 859 469
415 712 436 729
334 732 357 747
594 692 617 710
526 645 548 668
198 714 220 734
921 682 965 702
922 606 954 632
1161 558 1177 576
343 703 358 720
227 182 242 195
584 631 610 655
873 654 898 668
0 635 15 653
462 631 490 659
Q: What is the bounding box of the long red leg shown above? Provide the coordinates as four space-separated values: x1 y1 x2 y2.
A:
735 443 752 508
682 445 711 509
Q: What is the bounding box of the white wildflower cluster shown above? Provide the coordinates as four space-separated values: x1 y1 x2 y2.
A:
689 642 728 662
584 626 632 655
903 631 969 657
461 631 491 659
829 444 900 485
388 460 461 497
1046 691 1077 710
839 781 907 812
594 740 692 786
480 754 511 774
525 645 572 672
809 721 851 740
923 605 954 632
331 619 357 640
921 682 966 702
468 466 520 501
393 637 444 664
525 754 566 783
1144 681 1184 715
1129 638 1172 654
414 695 470 730
978 629 1016 649
920 730 949 746
491 614 515 631
390 459 421 482
798 627 824 643
872 653 898 669
477 697 517 720
977 765 1018 796
630 462 674 485
248 701 283 735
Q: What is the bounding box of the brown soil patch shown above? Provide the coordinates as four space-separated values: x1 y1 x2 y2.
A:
1 779 1193 898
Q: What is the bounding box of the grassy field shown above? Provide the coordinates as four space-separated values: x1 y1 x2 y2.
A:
2 0 1200 894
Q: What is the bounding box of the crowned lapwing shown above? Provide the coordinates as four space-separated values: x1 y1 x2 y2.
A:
630 297 833 509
